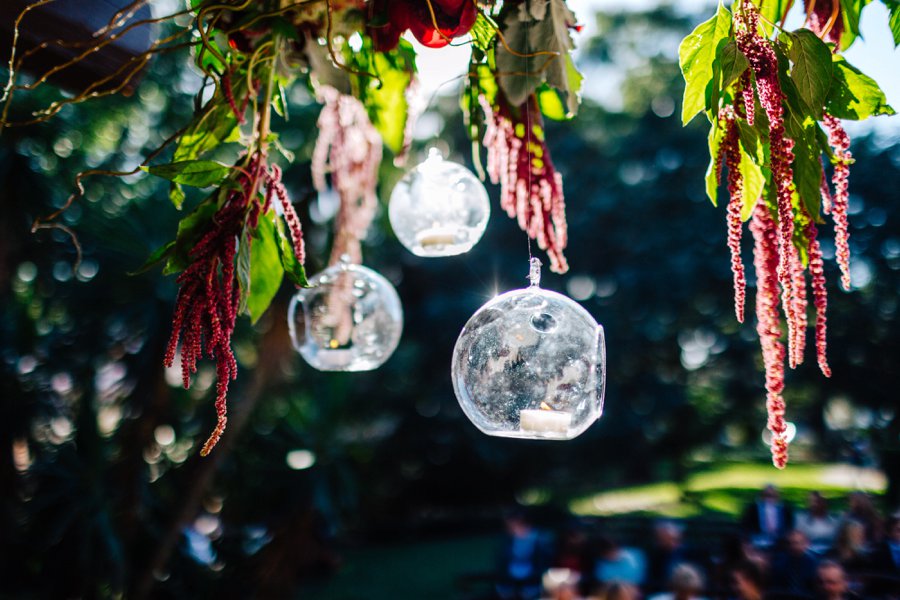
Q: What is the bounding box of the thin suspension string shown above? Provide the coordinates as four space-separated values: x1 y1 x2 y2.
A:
524 0 534 264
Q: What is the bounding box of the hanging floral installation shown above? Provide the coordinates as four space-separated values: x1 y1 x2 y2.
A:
679 0 896 465
1 0 897 463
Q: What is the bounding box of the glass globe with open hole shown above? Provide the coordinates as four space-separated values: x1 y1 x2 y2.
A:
451 259 606 440
288 259 403 372
388 148 490 257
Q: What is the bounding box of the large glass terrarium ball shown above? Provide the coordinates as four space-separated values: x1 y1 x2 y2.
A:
451 269 605 440
388 148 490 257
288 261 403 372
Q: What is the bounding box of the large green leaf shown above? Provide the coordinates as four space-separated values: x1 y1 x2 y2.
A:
495 0 583 116
679 3 732 125
163 197 218 275
347 39 417 155
718 40 749 90
173 102 241 162
705 123 726 205
143 160 231 190
246 213 284 324
758 0 792 35
838 0 872 50
739 143 767 222
826 55 896 119
779 29 833 119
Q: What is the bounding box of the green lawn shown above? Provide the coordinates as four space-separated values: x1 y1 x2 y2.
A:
570 462 886 517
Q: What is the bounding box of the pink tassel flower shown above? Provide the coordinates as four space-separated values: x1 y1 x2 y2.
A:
481 96 569 274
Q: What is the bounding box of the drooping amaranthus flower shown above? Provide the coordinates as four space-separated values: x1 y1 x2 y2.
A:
165 153 306 456
720 106 747 323
165 158 262 456
735 3 802 365
803 0 844 44
823 113 852 290
805 216 832 377
311 85 382 265
481 95 569 274
789 245 808 368
739 70 756 127
750 201 789 469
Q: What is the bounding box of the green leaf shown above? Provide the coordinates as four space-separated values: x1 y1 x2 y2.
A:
169 182 186 210
886 0 900 46
779 29 833 119
347 39 417 155
826 55 896 119
495 0 583 116
275 216 308 287
537 57 582 121
789 120 825 217
236 227 251 314
705 123 726 205
173 102 240 162
838 0 872 50
758 0 792 35
144 160 231 189
739 144 766 221
718 40 749 90
679 3 732 125
129 240 175 276
246 213 284 324
164 197 218 275
471 12 498 54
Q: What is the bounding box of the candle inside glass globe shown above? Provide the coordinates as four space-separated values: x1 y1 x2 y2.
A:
288 259 403 372
451 259 605 440
388 148 490 257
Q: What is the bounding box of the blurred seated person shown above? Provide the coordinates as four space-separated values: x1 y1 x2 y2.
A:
712 535 769 597
594 535 646 586
542 568 584 600
770 530 819 596
869 515 900 574
589 581 641 600
843 492 884 548
826 520 871 573
645 521 705 593
741 485 794 549
647 563 707 600
796 492 839 555
556 524 593 578
730 560 766 600
815 561 859 600
497 510 554 600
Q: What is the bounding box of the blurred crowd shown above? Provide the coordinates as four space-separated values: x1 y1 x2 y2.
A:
493 487 900 600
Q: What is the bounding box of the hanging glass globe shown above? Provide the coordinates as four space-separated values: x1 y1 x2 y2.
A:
388 148 490 257
288 259 403 372
451 259 606 440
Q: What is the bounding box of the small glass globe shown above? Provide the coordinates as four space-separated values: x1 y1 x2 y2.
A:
451 262 605 440
288 260 403 372
388 148 490 257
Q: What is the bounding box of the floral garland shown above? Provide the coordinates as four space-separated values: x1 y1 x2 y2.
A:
2 0 896 463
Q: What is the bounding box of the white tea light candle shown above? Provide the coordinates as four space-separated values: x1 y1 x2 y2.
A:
519 409 572 434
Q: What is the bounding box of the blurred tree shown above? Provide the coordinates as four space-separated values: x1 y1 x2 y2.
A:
0 5 898 598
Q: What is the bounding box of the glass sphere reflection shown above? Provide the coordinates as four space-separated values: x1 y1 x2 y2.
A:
451 285 605 440
288 261 403 371
389 149 490 257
